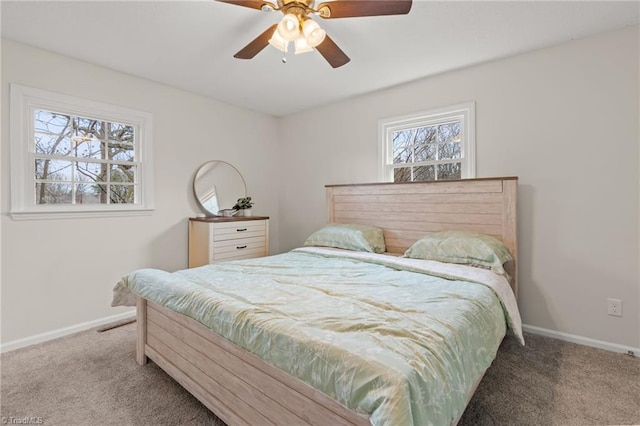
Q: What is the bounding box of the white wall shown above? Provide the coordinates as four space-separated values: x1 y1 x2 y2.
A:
278 26 640 348
1 39 280 343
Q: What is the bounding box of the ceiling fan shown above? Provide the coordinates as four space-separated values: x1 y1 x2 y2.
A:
217 0 413 68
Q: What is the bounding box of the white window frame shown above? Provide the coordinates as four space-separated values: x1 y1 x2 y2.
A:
10 84 154 220
378 102 476 182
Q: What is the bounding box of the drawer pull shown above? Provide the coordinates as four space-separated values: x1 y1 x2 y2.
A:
236 245 248 250
236 228 248 232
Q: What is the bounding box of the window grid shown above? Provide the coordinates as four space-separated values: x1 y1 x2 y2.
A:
390 118 463 182
32 109 138 206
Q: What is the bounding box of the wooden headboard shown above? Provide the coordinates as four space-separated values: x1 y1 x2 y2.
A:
325 177 518 294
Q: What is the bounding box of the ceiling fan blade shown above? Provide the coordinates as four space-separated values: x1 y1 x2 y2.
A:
216 0 274 11
316 35 350 68
234 24 278 59
317 0 412 18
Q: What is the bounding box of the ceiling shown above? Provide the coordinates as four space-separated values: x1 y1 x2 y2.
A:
2 1 638 117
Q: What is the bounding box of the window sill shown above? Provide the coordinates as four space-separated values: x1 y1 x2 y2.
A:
10 207 155 221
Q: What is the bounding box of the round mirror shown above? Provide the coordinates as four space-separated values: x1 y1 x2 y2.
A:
193 160 246 216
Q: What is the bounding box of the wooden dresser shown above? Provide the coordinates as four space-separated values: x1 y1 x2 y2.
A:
188 216 269 268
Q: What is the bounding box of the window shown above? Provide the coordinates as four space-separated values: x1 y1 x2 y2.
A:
378 102 475 182
10 84 154 219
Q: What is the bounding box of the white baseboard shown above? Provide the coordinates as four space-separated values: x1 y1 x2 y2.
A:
522 324 639 356
0 310 136 353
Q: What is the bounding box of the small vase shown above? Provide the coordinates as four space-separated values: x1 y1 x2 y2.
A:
242 208 252 217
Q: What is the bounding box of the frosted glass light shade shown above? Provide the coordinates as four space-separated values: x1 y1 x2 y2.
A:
268 29 288 52
302 19 326 47
294 37 313 54
277 14 301 42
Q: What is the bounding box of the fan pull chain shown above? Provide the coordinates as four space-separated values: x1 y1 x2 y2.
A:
282 49 287 64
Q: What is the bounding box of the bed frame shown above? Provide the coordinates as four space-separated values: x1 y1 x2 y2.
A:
136 177 518 425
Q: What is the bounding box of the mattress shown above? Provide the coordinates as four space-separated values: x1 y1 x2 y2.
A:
114 247 523 426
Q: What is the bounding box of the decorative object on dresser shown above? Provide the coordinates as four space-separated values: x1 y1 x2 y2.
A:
188 216 269 267
232 196 255 217
193 160 247 216
217 209 238 217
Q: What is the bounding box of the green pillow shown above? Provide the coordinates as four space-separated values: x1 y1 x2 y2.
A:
304 223 386 254
404 230 513 274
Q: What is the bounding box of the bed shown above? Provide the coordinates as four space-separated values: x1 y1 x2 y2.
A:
113 176 521 426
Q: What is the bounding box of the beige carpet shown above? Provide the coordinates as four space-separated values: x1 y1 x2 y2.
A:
1 323 638 425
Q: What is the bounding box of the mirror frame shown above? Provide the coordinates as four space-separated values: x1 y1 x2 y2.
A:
193 160 247 216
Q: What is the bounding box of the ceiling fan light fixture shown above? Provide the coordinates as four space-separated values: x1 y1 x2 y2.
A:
268 29 288 52
302 19 326 47
221 0 414 68
277 13 301 42
294 37 313 54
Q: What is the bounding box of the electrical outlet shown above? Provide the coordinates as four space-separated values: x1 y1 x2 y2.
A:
607 298 623 317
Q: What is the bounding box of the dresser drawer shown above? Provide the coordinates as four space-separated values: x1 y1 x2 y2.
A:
213 221 267 241
214 247 267 261
213 236 266 255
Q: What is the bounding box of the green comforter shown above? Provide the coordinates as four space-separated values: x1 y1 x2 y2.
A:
115 247 523 426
